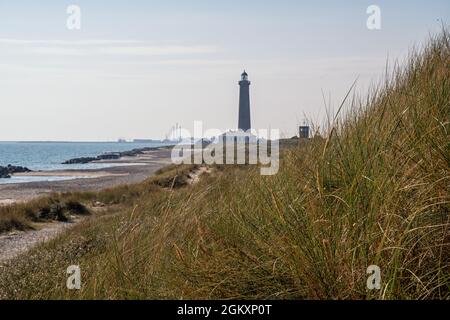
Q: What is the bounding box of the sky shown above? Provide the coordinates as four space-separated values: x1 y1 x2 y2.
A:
0 0 448 141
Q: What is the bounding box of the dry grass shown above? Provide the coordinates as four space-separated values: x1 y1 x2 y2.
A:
0 30 448 300
0 164 195 233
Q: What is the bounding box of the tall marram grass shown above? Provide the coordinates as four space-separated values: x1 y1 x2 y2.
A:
0 30 448 299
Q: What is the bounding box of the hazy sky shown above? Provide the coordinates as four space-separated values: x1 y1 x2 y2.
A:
0 0 448 141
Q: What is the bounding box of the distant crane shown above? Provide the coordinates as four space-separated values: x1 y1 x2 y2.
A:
164 123 182 142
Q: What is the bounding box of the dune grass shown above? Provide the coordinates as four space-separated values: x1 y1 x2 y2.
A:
0 30 448 300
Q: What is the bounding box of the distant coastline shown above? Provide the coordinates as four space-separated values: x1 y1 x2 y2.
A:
0 141 174 181
0 147 173 204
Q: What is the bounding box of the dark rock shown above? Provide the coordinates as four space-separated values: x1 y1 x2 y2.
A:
61 146 164 164
0 172 11 179
62 157 97 164
97 152 121 160
0 164 32 179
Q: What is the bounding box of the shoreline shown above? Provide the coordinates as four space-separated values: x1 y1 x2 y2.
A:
0 147 174 205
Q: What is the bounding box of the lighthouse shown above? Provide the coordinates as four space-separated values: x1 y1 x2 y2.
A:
238 70 251 132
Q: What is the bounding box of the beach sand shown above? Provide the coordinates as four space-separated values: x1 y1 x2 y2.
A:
0 148 173 204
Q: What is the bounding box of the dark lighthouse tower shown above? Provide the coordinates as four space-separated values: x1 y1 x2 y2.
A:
238 70 251 131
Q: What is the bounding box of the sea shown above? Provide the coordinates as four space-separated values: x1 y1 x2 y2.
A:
0 141 170 184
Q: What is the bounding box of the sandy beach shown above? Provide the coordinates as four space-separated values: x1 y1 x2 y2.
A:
0 147 173 204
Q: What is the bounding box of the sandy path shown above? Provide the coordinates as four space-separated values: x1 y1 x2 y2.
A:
0 219 82 264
